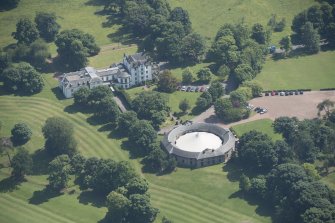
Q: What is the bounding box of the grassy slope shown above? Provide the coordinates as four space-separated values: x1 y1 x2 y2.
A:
232 119 282 141
0 75 269 223
0 0 119 48
126 86 201 121
169 0 314 45
255 51 335 90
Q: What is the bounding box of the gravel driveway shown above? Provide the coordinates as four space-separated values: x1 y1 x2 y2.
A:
191 90 335 129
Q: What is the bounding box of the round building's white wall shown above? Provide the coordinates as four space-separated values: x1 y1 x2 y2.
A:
175 132 222 152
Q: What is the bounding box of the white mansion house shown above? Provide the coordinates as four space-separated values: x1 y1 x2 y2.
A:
59 52 156 98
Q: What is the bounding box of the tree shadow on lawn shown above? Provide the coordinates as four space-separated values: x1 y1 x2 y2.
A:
77 190 106 208
0 176 24 193
120 140 144 159
51 86 67 101
229 191 274 219
222 161 243 182
64 103 93 115
29 187 62 205
31 149 53 175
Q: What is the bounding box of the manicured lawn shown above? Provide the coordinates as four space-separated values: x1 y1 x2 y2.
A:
146 165 271 223
0 0 126 55
255 51 335 90
89 45 138 68
0 169 106 223
232 119 282 141
0 77 270 223
169 0 314 44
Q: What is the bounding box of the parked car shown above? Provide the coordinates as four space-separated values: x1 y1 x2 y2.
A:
271 91 275 96
190 86 196 92
199 86 205 92
265 92 270 96
186 86 191 92
181 86 186 91
300 91 304 95
176 86 181 91
255 107 262 113
275 91 279 96
294 90 299 95
289 91 294 95
285 91 290 96
195 87 199 92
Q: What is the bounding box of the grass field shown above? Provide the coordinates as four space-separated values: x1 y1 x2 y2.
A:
232 119 282 141
126 85 202 122
255 51 335 90
0 0 121 48
0 74 270 223
169 0 314 44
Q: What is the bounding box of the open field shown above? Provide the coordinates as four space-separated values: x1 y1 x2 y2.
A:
232 119 282 141
0 0 122 48
89 44 138 68
256 51 335 90
169 0 314 44
0 75 270 223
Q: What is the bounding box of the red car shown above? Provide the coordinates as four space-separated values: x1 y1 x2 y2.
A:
199 86 205 92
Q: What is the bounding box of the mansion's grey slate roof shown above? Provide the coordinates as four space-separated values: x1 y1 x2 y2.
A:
126 52 148 66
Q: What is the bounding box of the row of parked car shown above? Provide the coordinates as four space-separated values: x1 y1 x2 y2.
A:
264 90 304 96
177 85 209 92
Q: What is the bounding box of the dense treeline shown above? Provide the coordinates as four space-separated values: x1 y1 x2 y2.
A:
102 0 205 64
292 1 335 53
208 23 267 85
236 101 335 223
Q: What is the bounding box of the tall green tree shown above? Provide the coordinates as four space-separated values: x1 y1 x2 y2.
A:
301 22 320 54
317 99 334 118
2 62 44 94
251 23 270 44
208 81 225 102
35 12 61 42
12 18 39 44
11 147 32 180
127 194 159 223
181 32 205 63
132 91 170 123
106 191 130 222
129 120 157 154
179 99 190 113
169 7 192 34
47 155 71 191
55 29 100 70
42 117 77 156
182 68 193 84
117 111 138 135
157 70 178 93
11 122 32 144
197 68 212 82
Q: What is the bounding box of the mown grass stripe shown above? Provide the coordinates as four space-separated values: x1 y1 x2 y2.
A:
151 196 232 223
0 195 75 223
150 183 255 220
150 189 239 223
0 98 126 160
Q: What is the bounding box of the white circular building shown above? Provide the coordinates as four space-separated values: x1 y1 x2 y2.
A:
162 123 236 168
